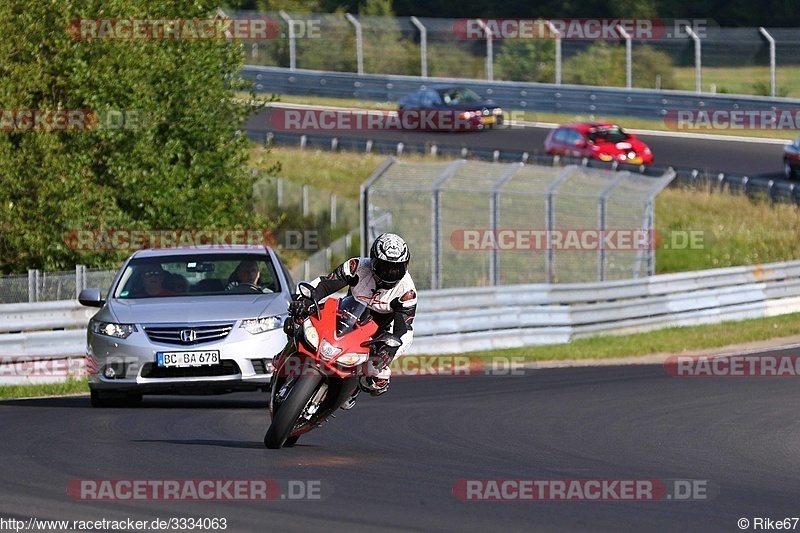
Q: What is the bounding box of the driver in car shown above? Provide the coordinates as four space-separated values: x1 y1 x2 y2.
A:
289 233 417 406
226 260 261 291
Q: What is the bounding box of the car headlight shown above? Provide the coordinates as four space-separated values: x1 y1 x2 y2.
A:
90 320 136 339
302 319 319 349
493 108 503 115
240 316 282 335
459 111 473 120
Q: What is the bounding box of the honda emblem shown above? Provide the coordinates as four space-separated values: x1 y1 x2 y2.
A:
180 329 197 343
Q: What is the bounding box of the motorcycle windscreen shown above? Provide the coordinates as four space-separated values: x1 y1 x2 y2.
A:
336 296 371 336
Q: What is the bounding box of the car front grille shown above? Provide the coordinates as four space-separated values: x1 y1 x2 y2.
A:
143 323 235 346
141 360 241 379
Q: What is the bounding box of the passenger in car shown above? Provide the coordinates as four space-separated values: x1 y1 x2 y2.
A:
136 265 176 297
166 273 190 294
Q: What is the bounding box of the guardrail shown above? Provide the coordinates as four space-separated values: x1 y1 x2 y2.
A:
4 260 800 382
253 131 800 206
242 65 800 120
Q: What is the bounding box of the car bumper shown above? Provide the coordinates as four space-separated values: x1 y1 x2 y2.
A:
87 329 287 395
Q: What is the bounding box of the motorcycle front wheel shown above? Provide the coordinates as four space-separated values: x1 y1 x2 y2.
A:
264 371 323 449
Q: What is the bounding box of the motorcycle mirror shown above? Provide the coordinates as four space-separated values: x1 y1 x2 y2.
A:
383 336 402 348
297 282 314 299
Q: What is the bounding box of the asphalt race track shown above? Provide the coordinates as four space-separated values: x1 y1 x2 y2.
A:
3 350 800 532
246 108 788 178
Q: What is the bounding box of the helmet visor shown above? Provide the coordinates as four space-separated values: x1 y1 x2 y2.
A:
373 259 407 284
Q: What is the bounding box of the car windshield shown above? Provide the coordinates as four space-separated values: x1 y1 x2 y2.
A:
438 87 482 105
587 125 630 143
114 253 280 298
336 296 371 336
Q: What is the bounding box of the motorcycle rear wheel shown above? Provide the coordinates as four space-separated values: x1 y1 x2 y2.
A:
264 372 322 449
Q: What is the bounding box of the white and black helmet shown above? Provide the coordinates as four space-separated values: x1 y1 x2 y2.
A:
370 233 410 287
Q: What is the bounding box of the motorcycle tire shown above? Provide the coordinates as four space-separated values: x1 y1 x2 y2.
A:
264 372 322 449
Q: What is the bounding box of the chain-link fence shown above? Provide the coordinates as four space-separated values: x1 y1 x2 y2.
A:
289 229 360 282
0 266 119 304
253 175 359 231
362 158 675 290
239 11 800 96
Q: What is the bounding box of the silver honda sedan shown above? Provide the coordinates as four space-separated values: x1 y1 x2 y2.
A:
79 246 295 407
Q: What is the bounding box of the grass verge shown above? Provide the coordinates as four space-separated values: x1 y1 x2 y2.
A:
0 378 88 401
459 312 800 362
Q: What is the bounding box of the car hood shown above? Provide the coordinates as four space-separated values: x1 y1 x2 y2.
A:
594 138 649 154
104 293 288 324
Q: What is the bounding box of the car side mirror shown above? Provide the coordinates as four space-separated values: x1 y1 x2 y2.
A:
78 288 105 308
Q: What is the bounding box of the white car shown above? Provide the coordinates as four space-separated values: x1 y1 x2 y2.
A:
78 245 295 407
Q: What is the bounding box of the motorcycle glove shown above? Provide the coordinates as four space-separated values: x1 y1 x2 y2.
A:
289 298 315 318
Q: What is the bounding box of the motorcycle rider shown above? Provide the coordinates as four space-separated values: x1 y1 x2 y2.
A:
288 233 417 406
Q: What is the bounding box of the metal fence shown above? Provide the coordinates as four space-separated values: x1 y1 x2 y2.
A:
237 11 800 96
289 229 360 282
243 66 800 121
253 175 359 230
0 266 119 304
360 158 675 290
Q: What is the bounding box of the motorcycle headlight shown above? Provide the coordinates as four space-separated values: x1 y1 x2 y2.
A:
90 320 136 339
337 353 369 367
302 319 319 349
240 316 282 335
319 340 342 360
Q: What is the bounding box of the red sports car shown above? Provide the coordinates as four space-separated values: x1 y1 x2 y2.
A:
544 122 654 166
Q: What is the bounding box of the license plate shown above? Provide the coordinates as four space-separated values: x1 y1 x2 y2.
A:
157 351 220 367
629 157 643 165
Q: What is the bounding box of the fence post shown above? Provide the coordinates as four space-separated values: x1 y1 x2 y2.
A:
476 19 494 81
410 16 427 78
302 184 309 216
546 21 562 85
617 24 632 89
331 193 337 227
759 27 776 97
345 13 364 75
28 269 39 303
685 25 702 93
279 11 297 70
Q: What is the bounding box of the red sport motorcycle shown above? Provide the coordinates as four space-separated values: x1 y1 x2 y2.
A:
264 283 400 449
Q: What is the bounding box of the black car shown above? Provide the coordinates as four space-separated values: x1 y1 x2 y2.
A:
397 86 504 131
784 136 800 179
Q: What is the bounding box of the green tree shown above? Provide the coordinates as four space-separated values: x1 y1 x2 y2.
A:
0 0 268 273
563 41 676 89
496 39 556 83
